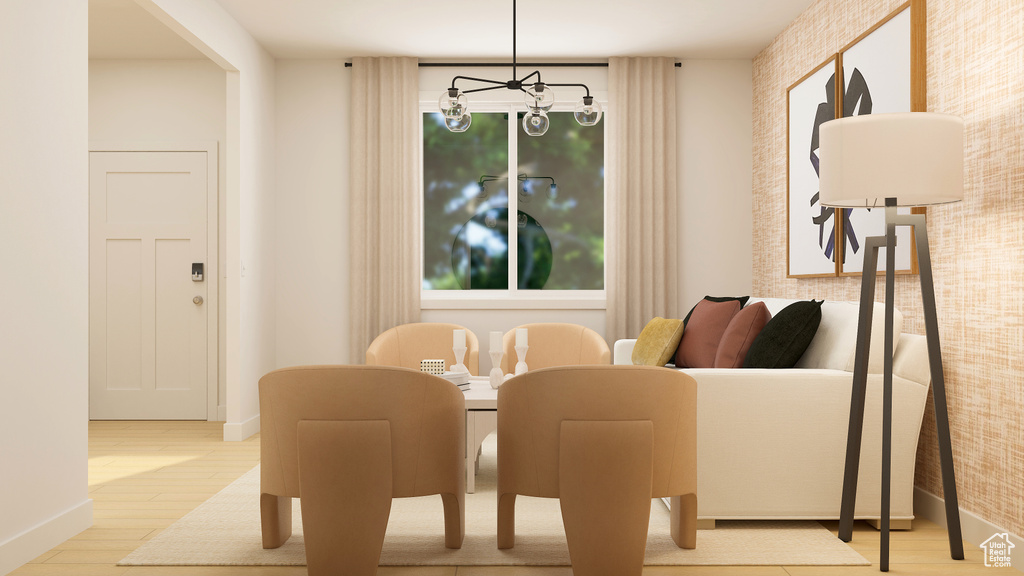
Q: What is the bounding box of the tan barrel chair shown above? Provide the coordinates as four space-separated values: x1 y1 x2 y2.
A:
498 322 610 373
259 365 465 575
367 322 480 375
497 365 697 576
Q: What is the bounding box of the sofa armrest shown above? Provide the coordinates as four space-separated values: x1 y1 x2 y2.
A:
684 367 927 521
613 339 637 365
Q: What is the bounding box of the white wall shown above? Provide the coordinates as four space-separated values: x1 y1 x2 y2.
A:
89 60 226 142
140 0 276 440
89 58 228 414
275 60 350 366
237 56 277 437
677 60 754 308
0 1 93 572
272 60 753 372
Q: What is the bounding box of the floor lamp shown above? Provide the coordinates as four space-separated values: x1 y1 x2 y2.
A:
818 112 965 572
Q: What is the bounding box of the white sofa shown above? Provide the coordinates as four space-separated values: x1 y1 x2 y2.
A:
613 298 931 526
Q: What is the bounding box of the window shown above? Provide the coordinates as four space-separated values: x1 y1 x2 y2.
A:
422 108 604 299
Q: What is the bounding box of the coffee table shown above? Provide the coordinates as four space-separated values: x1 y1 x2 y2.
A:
463 377 498 493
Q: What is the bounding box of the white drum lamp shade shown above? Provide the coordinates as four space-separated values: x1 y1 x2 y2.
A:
818 112 964 208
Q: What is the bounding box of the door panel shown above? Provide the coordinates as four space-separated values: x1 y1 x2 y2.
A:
155 238 192 391
104 239 142 391
106 171 193 224
90 151 208 420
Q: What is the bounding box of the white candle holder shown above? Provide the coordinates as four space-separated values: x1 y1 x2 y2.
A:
489 351 504 389
452 346 468 374
514 345 529 375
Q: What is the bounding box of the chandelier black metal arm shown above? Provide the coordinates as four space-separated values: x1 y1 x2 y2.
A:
477 174 558 200
450 69 542 93
478 173 557 187
450 76 512 95
450 72 592 99
542 83 592 98
477 175 506 192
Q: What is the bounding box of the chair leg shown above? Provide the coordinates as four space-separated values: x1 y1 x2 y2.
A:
260 493 292 548
559 420 655 576
497 492 518 549
670 493 697 549
297 420 393 576
440 492 465 549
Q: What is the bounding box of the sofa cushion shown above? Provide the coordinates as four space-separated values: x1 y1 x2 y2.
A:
795 301 903 373
676 299 741 368
683 295 750 327
714 302 772 368
632 317 685 366
743 300 823 368
745 298 903 373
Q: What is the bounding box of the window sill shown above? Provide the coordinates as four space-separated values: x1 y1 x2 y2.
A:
421 292 606 310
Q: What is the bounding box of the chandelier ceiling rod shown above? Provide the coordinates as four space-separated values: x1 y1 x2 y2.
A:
447 0 590 98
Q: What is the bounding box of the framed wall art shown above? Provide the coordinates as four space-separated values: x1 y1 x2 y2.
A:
836 0 926 275
787 0 926 279
787 55 841 278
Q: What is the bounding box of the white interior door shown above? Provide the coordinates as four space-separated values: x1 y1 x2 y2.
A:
90 151 209 419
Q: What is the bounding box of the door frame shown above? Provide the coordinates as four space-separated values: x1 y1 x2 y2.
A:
89 141 220 421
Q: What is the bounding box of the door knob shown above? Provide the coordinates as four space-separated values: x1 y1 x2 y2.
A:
193 296 203 305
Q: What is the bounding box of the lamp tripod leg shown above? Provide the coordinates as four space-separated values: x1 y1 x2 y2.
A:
839 234 884 543
880 207 898 572
911 216 965 560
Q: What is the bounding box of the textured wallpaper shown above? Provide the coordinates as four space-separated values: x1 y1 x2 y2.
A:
753 0 1023 536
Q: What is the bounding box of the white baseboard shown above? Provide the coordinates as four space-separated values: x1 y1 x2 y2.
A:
0 499 93 575
223 413 259 441
915 487 1022 572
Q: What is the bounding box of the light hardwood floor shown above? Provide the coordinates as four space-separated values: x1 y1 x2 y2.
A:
11 421 1016 576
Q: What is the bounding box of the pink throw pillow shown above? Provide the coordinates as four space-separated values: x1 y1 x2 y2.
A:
714 302 772 368
675 299 741 368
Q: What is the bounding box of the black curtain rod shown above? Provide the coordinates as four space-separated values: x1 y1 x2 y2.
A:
343 61 681 68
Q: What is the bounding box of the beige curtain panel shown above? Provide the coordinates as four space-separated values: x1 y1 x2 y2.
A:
606 57 680 341
349 57 422 362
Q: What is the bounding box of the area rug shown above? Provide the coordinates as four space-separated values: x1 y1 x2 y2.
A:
120 438 868 566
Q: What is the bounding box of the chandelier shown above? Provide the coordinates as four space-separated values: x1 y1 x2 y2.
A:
438 0 603 137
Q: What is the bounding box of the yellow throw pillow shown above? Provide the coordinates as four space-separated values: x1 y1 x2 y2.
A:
632 317 685 366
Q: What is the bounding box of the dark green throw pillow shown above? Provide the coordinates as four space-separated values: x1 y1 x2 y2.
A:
742 300 823 368
683 295 750 327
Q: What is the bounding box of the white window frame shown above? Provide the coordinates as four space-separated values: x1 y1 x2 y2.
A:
419 91 608 310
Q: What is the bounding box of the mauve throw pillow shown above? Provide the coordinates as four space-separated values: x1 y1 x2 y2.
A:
683 295 750 327
675 299 742 368
713 302 772 368
743 300 824 368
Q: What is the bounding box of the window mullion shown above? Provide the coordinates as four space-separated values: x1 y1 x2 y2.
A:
507 105 519 294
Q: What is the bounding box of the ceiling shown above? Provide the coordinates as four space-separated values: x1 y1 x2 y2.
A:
90 0 814 60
